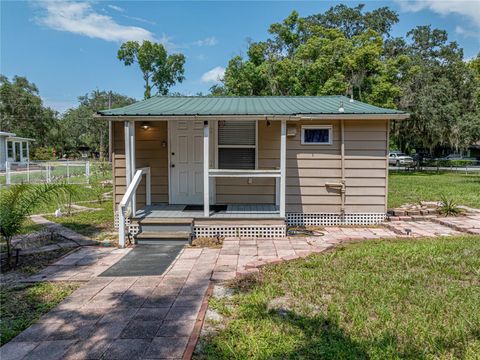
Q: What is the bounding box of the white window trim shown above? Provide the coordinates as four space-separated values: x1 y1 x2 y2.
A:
216 120 258 169
301 125 333 145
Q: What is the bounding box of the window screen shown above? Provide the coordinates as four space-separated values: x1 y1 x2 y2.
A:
218 120 256 169
301 126 332 144
218 121 256 146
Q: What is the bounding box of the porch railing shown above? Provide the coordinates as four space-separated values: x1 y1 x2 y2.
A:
118 166 151 247
208 169 281 178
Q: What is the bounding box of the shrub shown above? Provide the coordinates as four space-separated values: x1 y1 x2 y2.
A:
439 195 462 216
32 147 56 160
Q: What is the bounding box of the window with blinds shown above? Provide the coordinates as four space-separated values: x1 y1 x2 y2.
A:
218 120 256 169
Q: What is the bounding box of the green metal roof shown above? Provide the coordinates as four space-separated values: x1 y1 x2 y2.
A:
97 95 406 116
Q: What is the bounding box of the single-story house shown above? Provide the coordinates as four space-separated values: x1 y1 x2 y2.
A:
0 131 34 171
96 96 409 246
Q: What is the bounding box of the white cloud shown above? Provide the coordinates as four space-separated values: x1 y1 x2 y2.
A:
107 4 124 12
395 0 480 26
122 14 156 26
35 0 155 42
201 66 225 83
455 25 479 38
193 36 218 47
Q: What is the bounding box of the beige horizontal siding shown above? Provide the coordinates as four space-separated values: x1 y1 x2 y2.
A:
285 119 388 214
112 121 169 210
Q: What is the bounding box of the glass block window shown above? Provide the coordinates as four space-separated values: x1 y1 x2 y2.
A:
301 125 332 145
218 120 256 169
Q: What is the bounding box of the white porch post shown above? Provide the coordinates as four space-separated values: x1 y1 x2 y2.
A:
203 120 210 217
108 120 113 162
121 121 131 248
146 168 152 206
280 119 286 218
124 121 131 187
130 121 136 215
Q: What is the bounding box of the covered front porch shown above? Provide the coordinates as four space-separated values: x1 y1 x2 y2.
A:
135 203 281 219
116 117 287 246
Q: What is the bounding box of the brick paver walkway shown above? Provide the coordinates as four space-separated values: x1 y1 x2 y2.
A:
24 247 128 283
2 217 479 360
432 214 480 234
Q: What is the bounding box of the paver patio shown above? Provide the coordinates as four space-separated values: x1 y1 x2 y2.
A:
1 217 478 360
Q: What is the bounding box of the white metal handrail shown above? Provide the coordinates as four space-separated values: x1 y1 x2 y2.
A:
118 166 151 247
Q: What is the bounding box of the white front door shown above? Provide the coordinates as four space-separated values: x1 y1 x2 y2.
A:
170 120 204 204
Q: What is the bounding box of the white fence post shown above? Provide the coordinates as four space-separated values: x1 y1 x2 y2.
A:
6 162 10 185
46 162 51 183
86 161 90 183
27 160 30 183
66 160 70 183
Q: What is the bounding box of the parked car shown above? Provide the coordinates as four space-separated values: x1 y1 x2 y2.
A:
389 151 415 167
438 154 465 161
412 152 433 165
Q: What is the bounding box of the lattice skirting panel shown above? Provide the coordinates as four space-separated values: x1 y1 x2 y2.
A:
114 212 139 235
286 213 386 226
194 225 286 238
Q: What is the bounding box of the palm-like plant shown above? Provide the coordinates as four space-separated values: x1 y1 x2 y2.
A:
439 195 461 216
0 183 69 266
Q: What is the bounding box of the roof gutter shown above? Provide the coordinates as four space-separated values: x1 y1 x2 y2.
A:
296 113 409 120
94 113 410 121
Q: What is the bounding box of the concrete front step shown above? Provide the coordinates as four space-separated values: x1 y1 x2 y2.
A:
133 218 194 243
138 224 193 232
133 217 194 225
136 231 191 239
136 239 190 245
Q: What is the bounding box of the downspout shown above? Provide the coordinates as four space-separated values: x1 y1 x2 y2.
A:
340 119 346 215
326 120 346 215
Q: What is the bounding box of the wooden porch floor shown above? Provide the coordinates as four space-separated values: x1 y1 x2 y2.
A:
135 204 281 219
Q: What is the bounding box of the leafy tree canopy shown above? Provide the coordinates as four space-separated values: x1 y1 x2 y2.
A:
217 9 403 108
59 90 135 159
117 41 186 99
214 4 480 155
0 75 57 146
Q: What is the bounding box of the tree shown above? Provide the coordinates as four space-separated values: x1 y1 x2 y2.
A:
215 5 480 155
60 90 135 159
0 75 58 146
117 41 186 98
392 26 479 154
306 4 399 39
0 184 68 266
217 9 401 107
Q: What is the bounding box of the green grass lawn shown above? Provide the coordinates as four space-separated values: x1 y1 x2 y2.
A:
197 236 480 360
388 172 480 209
44 200 115 240
0 282 79 345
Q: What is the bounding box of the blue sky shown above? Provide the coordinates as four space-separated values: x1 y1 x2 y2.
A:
1 1 479 113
